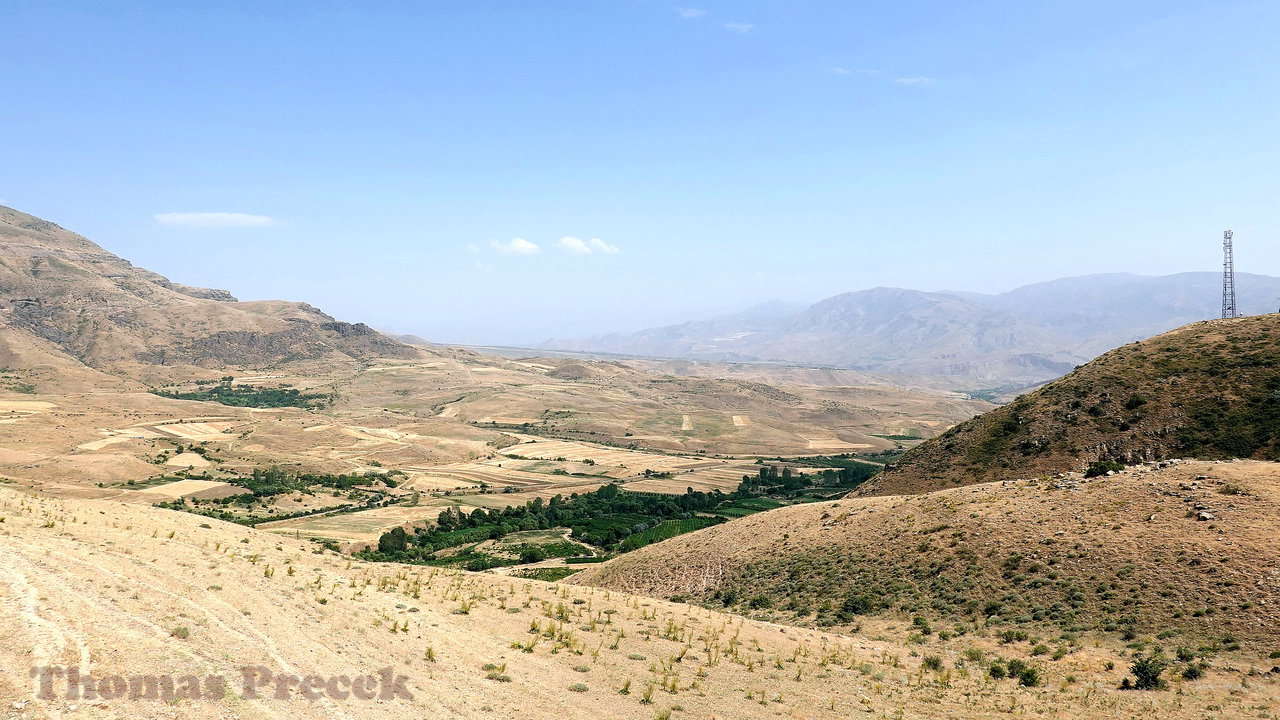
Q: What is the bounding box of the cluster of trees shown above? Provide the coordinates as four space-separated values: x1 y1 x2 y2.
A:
360 484 730 564
222 467 401 499
152 379 330 409
153 467 402 526
737 460 877 496
361 458 887 567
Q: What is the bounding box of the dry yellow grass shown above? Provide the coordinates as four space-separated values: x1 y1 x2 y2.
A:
2 484 1276 719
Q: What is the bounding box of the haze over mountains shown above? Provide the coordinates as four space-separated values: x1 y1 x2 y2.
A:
543 272 1280 388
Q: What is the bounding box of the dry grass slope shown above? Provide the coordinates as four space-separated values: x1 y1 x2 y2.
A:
575 460 1280 651
3 482 1278 719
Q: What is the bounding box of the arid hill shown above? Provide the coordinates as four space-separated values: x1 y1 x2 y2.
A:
575 459 1280 650
864 314 1280 496
0 205 420 377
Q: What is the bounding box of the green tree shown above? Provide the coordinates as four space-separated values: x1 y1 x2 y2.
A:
378 526 409 553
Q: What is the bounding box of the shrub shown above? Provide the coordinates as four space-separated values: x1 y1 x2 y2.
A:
569 683 589 692
838 593 872 620
1181 663 1204 681
921 655 943 672
169 626 190 640
1085 460 1125 478
1128 653 1167 690
1017 667 1040 687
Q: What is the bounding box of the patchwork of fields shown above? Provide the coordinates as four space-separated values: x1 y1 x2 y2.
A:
259 435 768 545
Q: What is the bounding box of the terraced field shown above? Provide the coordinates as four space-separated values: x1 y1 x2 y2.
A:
498 438 720 474
401 462 561 489
625 463 759 494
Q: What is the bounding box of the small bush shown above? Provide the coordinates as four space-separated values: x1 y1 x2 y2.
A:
1085 460 1125 477
921 655 943 672
912 616 933 635
569 683 589 692
170 626 190 640
1128 653 1167 690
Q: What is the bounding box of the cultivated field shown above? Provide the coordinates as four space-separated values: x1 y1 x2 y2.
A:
260 503 462 543
625 463 759 494
130 479 239 500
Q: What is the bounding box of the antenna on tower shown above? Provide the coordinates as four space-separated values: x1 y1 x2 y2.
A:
1222 230 1238 319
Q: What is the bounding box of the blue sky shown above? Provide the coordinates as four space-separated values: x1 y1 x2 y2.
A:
2 1 1278 345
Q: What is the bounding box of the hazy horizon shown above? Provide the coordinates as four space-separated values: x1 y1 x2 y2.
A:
4 1 1279 345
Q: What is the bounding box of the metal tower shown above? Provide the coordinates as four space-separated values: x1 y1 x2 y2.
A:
1222 230 1238 319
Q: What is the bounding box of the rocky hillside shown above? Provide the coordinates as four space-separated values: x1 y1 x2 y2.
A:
864 314 1280 496
0 205 419 375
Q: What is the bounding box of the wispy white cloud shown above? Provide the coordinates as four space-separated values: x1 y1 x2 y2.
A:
893 76 936 86
558 236 591 254
724 22 754 34
832 67 879 76
677 7 706 19
490 237 541 255
588 237 620 254
558 236 621 255
154 212 275 228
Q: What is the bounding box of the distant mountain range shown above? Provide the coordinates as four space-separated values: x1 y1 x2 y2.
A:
543 273 1280 389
